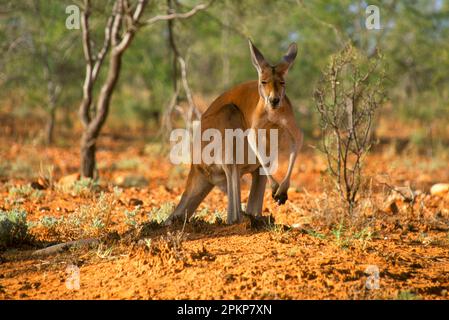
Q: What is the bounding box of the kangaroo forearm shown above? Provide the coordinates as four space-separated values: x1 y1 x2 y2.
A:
282 123 303 185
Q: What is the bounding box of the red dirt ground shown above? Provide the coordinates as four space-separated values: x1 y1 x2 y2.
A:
0 126 448 300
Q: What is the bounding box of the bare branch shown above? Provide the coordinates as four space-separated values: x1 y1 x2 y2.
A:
111 0 123 48
178 56 201 121
80 0 93 65
314 44 384 213
79 0 93 127
115 0 148 53
143 0 213 25
92 12 115 81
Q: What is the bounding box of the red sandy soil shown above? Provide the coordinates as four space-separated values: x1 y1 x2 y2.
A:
0 127 448 300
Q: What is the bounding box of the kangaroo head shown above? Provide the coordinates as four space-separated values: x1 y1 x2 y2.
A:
248 40 297 110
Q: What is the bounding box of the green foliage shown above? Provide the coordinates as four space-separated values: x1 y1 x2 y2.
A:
307 229 327 240
148 202 175 224
113 158 142 171
124 206 141 227
330 222 373 249
211 210 225 224
39 215 60 229
0 209 31 248
315 44 384 212
57 177 100 197
36 191 119 240
0 0 448 141
8 160 35 179
0 0 83 119
396 290 421 300
332 222 351 248
8 184 43 200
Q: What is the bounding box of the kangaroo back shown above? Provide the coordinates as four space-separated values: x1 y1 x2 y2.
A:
202 81 260 122
164 40 302 226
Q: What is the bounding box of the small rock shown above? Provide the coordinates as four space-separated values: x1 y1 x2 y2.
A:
30 181 45 190
129 198 144 206
58 173 80 187
430 183 449 196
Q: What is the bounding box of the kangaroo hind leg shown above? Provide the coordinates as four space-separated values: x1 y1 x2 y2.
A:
223 164 242 224
246 170 267 217
164 166 213 225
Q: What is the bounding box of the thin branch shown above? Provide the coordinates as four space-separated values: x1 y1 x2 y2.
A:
115 0 148 53
167 0 180 92
143 0 214 25
194 7 248 38
110 0 123 48
79 0 93 127
92 13 115 81
178 56 201 121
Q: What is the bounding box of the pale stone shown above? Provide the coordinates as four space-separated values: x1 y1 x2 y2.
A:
58 173 80 187
430 183 449 196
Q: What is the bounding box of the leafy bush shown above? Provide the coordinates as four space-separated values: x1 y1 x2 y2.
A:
37 190 122 241
71 178 100 197
113 158 142 170
8 184 43 199
0 209 31 248
56 177 100 197
39 215 60 229
124 206 141 227
314 44 384 214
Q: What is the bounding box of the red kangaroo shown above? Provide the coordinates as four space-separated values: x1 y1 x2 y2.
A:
165 40 303 225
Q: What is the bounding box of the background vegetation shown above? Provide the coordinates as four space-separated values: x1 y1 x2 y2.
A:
1 1 449 300
0 0 448 149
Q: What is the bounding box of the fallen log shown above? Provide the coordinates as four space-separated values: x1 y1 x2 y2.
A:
32 238 99 256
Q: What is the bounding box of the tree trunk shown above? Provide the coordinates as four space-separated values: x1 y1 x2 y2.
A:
46 89 57 145
44 66 58 145
77 0 206 178
221 1 230 89
80 50 122 178
80 130 97 178
46 108 55 145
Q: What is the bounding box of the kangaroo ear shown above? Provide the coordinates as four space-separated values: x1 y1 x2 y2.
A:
248 39 269 74
277 43 298 75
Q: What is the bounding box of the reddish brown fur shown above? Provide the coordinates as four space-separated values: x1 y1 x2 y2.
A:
165 41 302 225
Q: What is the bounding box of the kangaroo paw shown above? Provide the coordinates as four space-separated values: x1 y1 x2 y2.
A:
273 190 288 205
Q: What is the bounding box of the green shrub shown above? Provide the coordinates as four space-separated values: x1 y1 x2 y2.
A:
8 184 43 199
124 206 141 227
148 202 175 224
396 290 420 300
71 178 100 197
10 160 34 179
56 177 99 197
113 158 142 170
0 209 31 248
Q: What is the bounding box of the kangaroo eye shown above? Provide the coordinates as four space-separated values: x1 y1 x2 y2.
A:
280 81 285 85
261 80 268 85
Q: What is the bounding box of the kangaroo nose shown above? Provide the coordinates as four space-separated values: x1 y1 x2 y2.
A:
270 97 280 106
